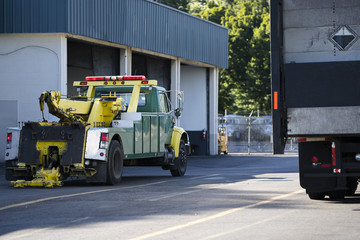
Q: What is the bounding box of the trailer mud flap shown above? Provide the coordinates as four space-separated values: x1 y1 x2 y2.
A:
299 141 337 193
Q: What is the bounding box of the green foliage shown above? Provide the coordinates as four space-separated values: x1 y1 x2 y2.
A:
156 0 271 115
218 0 270 115
155 0 191 12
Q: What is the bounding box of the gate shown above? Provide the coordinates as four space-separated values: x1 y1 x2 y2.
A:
218 113 297 154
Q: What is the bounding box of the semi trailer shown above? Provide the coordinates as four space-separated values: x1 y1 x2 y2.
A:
271 0 360 199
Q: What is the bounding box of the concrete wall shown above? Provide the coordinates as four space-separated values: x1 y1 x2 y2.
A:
0 33 66 162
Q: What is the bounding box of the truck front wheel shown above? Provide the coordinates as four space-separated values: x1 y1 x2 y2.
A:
171 140 187 177
107 140 124 185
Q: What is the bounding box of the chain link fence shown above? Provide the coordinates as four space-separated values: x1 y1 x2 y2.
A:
218 114 298 154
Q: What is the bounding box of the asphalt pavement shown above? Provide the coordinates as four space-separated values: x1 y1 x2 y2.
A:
1 154 360 240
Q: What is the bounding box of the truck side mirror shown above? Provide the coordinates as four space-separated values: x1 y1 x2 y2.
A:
175 91 184 118
174 108 182 118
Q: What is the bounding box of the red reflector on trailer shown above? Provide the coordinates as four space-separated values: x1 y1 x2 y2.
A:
331 142 336 166
298 138 330 143
312 156 319 163
321 164 331 168
80 82 87 85
142 80 149 84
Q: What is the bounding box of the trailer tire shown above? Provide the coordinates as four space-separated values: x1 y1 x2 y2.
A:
107 140 124 185
308 192 325 200
170 140 187 177
328 190 346 200
346 178 358 196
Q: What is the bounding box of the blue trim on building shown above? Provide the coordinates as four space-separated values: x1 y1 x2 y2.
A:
0 0 228 68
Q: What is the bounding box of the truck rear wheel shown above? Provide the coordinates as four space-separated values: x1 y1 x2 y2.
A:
107 140 124 185
170 140 187 177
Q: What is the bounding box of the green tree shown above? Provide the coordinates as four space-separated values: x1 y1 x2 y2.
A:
157 0 271 115
155 0 190 12
200 0 271 115
190 0 227 25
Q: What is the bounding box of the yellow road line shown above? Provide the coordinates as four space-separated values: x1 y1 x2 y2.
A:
200 210 296 240
129 189 305 240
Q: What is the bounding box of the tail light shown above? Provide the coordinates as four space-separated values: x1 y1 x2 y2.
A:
6 132 12 149
202 129 207 140
99 133 109 149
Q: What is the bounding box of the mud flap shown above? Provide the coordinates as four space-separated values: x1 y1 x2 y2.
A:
86 161 107 183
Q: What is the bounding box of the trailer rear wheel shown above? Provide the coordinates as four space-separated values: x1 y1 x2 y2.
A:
107 140 124 185
170 140 187 177
328 190 346 200
346 178 358 196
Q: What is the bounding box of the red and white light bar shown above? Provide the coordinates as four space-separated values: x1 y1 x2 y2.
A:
86 76 146 81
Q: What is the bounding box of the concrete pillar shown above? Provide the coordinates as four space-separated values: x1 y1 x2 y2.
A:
58 34 67 96
171 58 181 126
120 47 132 75
209 67 219 155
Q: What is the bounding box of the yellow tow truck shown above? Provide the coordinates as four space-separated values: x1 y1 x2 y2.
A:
5 75 190 187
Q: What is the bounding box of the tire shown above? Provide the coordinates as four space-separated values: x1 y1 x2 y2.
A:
328 190 346 200
308 192 325 200
346 178 358 196
107 140 124 185
170 140 187 177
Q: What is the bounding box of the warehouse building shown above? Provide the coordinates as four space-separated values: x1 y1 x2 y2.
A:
0 0 228 161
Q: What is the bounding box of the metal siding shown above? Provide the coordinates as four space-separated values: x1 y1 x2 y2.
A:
0 1 3 32
0 0 67 33
0 0 228 68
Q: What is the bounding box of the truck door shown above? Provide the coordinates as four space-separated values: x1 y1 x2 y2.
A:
158 92 174 150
